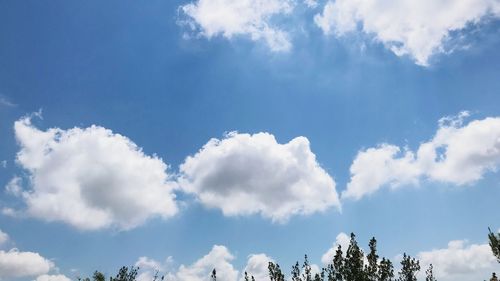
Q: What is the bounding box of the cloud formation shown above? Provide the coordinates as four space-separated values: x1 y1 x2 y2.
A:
180 132 340 222
0 230 8 246
179 0 294 52
417 240 498 281
35 274 72 281
12 116 178 230
135 247 276 281
344 112 500 200
168 245 238 281
321 232 350 265
239 254 274 281
0 249 54 279
314 0 500 65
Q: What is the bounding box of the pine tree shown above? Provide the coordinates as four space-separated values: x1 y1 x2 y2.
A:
302 255 313 281
93 271 105 281
269 262 286 281
425 264 437 281
489 228 500 263
378 258 394 281
365 237 379 281
344 233 365 281
398 254 420 281
292 261 301 281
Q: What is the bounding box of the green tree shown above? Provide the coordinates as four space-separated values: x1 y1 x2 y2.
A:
314 270 325 281
291 261 301 281
93 271 106 281
268 262 286 281
324 244 345 281
398 254 420 281
344 233 365 281
378 258 395 281
489 228 500 263
110 266 139 281
302 255 313 281
425 264 436 281
365 237 379 281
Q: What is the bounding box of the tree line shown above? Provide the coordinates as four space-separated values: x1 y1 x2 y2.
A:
78 230 500 281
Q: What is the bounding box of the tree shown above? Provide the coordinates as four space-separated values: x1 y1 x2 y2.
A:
211 268 217 281
111 266 139 281
244 271 255 281
489 228 500 263
268 261 286 281
379 258 394 281
365 237 379 281
93 271 106 281
425 264 436 281
398 254 420 281
332 245 345 281
302 255 313 281
291 261 301 281
344 233 365 281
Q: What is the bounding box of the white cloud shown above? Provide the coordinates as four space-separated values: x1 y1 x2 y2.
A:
179 0 294 52
344 112 500 200
5 176 23 197
304 0 318 8
314 0 500 65
321 232 350 265
0 249 54 279
136 248 277 281
0 230 8 246
417 240 498 281
12 116 178 231
34 274 71 281
239 254 274 281
135 256 174 281
0 96 16 107
179 132 340 222
175 245 238 281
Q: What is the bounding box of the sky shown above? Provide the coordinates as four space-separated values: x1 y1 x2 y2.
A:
0 0 500 280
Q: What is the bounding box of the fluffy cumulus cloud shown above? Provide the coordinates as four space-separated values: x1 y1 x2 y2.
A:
239 254 274 281
135 248 276 281
344 112 500 200
179 0 294 52
135 256 174 281
179 132 340 222
321 232 350 265
12 116 178 230
35 274 71 281
175 245 238 281
0 249 54 279
417 240 498 281
314 0 500 65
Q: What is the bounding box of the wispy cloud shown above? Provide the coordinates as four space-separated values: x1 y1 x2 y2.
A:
0 96 16 107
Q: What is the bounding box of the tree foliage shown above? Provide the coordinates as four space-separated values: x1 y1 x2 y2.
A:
79 230 500 281
424 264 436 281
398 254 420 281
489 227 500 263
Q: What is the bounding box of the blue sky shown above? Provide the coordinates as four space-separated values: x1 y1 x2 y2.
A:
0 1 500 280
